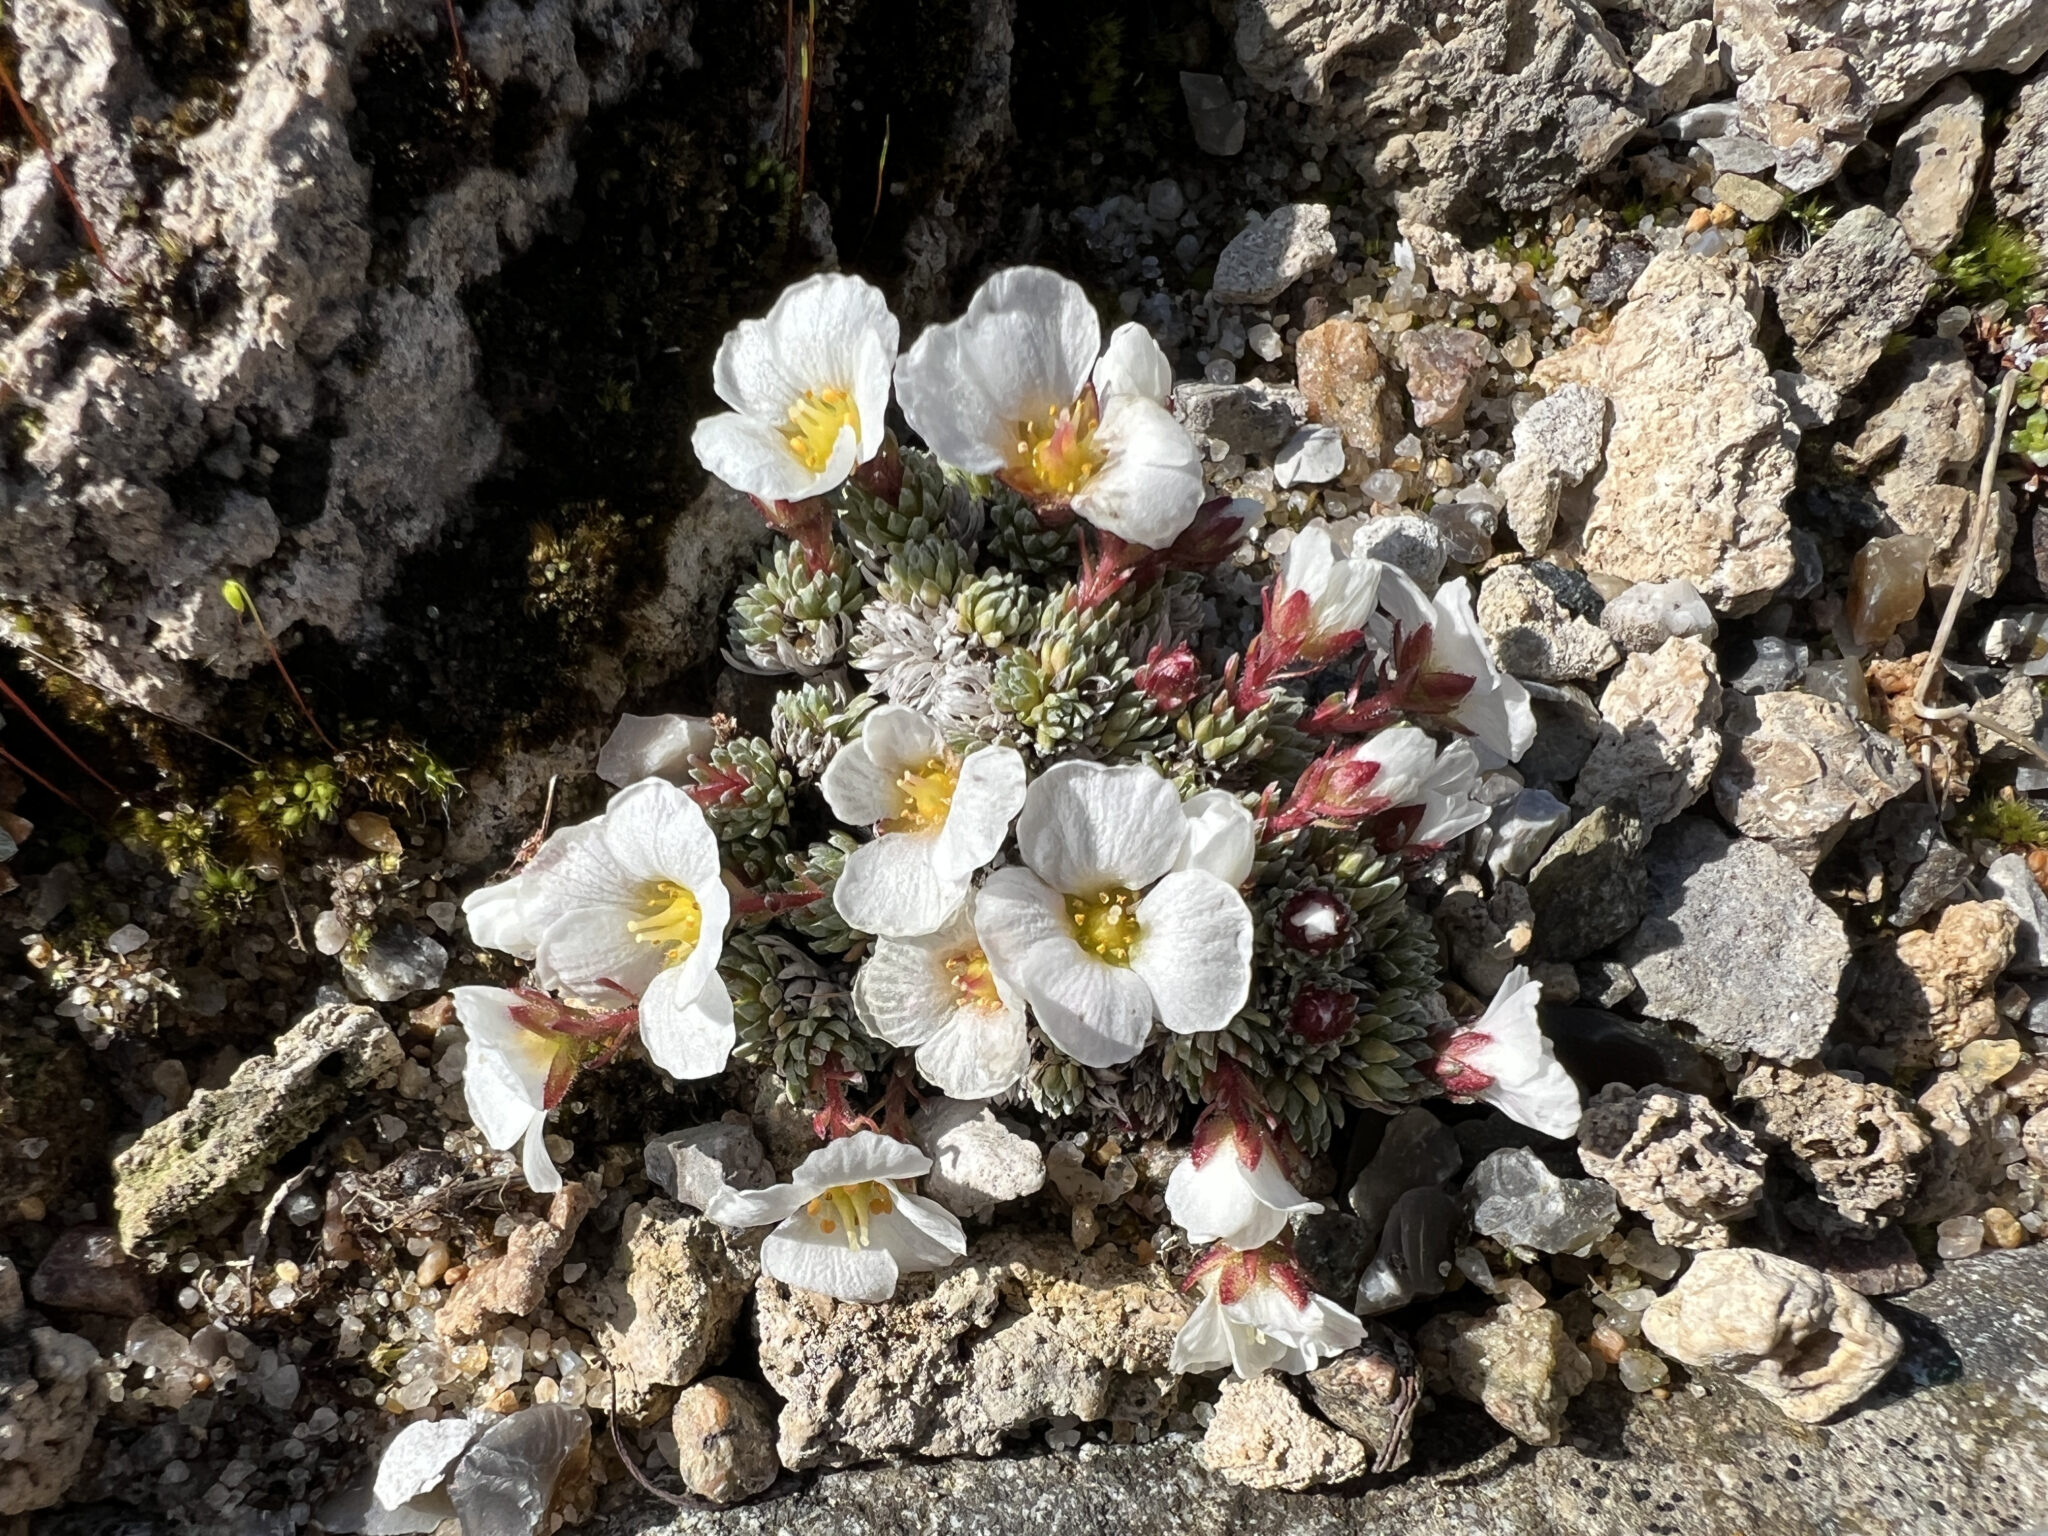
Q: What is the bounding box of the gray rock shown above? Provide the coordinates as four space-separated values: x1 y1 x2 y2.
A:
1180 71 1246 156
1529 801 1650 961
1349 515 1448 587
591 1244 2048 1536
1885 81 1985 257
1701 131 1782 177
1477 563 1619 684
1274 425 1347 487
1597 578 1716 655
1991 71 2048 248
1483 788 1571 880
447 1404 590 1536
1235 0 1643 226
1619 817 1849 1062
1892 840 1973 927
1661 100 1740 140
1984 852 2048 973
1519 681 1604 785
342 925 448 1003
1354 1187 1461 1316
1712 690 1919 870
1734 46 1871 191
1465 1147 1619 1256
0 1306 101 1517
1498 382 1607 556
1726 635 1809 693
1172 381 1304 456
1775 208 1937 399
1210 204 1337 304
644 1120 774 1212
911 1098 1046 1219
1571 636 1722 827
1303 1327 1420 1473
112 1003 402 1246
1631 20 1719 121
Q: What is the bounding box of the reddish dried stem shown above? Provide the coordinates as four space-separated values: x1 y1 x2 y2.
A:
0 50 112 273
0 741 85 813
0 675 122 800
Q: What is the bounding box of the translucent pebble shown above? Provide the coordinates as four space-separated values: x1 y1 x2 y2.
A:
1936 1215 1985 1259
1362 468 1407 506
1617 1349 1669 1393
1847 533 1932 647
1620 1228 1685 1281
449 1405 591 1536
126 1316 192 1372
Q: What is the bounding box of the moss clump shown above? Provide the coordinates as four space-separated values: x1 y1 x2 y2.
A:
1956 792 2048 849
1937 215 2045 308
526 504 633 635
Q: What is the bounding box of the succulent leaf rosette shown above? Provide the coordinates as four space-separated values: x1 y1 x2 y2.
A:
458 266 1581 1375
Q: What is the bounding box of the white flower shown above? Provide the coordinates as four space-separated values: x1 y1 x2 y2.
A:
1432 965 1582 1138
704 1130 967 1303
459 780 734 1081
1375 569 1536 762
1412 737 1491 848
893 266 1204 548
1275 523 1383 661
853 894 1030 1099
1166 1121 1318 1251
1169 1246 1365 1378
821 704 1027 938
454 986 571 1195
977 762 1256 1067
690 273 899 505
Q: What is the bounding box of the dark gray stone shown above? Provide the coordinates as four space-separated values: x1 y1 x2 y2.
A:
1528 802 1649 961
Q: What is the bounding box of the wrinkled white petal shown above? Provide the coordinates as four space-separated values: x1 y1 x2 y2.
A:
930 744 1027 883
762 1216 903 1303
1068 392 1204 549
1174 790 1256 887
455 987 554 1149
852 928 963 1048
600 778 723 891
976 866 1154 1067
1280 523 1382 648
1014 759 1187 896
791 1129 932 1197
691 409 853 505
596 713 716 788
639 964 736 1080
1461 965 1581 1138
1352 725 1442 811
1414 738 1491 846
1165 1138 1318 1250
833 832 965 939
819 737 896 825
1433 578 1536 762
1131 870 1253 1034
703 1180 808 1230
1093 321 1173 404
913 1001 1030 1099
1232 1285 1364 1376
873 1190 969 1269
859 703 949 778
533 903 666 1000
462 878 539 959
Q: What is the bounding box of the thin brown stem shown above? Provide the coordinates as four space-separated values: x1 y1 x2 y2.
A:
232 594 340 756
0 674 122 798
1916 366 2022 716
441 0 467 71
13 643 258 763
0 47 111 273
0 741 85 813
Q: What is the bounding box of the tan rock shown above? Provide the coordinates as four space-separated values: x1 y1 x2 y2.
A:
1417 1304 1591 1446
1713 690 1919 870
1571 636 1722 827
1535 255 1795 613
1199 1372 1368 1491
1498 382 1607 555
1476 562 1619 683
1296 318 1401 468
438 1183 594 1341
1885 81 1986 258
1303 1326 1420 1473
1396 324 1494 431
1642 1249 1902 1424
1402 221 1519 304
1735 46 1869 193
1737 1063 1930 1228
1775 207 1937 399
0 1293 100 1516
670 1376 781 1504
1577 1084 1767 1249
1908 1070 2013 1225
1842 901 2017 1073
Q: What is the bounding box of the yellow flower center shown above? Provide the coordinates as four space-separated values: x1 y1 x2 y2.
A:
946 948 1001 1011
806 1181 895 1249
781 386 860 474
1066 887 1141 966
1005 387 1106 503
627 880 703 966
880 755 959 835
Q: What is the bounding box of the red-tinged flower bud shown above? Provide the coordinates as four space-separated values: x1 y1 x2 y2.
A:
1287 983 1357 1046
1278 889 1351 955
1134 640 1203 713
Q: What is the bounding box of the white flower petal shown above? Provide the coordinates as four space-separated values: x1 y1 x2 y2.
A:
852 933 961 1048
1014 759 1187 896
762 1215 903 1303
793 1128 932 1194
819 739 895 826
533 904 666 999
713 272 899 422
873 1190 968 1269
690 410 831 504
639 964 736 1080
859 703 949 777
704 1181 807 1229
975 866 1154 1067
1434 578 1537 761
1174 790 1256 887
833 833 965 939
1069 393 1204 548
1168 1289 1236 1375
520 1114 563 1194
1165 1139 1317 1250
1131 870 1254 1035
1462 966 1582 1138
596 713 717 789
913 998 1030 1099
599 779 723 891
1352 725 1442 810
462 879 539 959
1093 321 1173 404
454 988 554 1114
930 744 1027 883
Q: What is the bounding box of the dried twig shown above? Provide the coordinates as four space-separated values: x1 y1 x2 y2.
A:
0 672 123 798
0 27 112 272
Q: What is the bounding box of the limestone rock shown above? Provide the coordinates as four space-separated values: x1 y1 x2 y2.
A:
1576 1085 1766 1248
1417 1304 1592 1446
1534 254 1795 612
757 1232 1189 1468
1211 204 1337 303
112 1003 401 1247
1884 81 1985 258
1734 46 1870 192
1234 0 1643 226
1737 1063 1931 1228
1295 319 1401 466
1477 563 1619 683
670 1377 781 1504
1396 325 1494 432
1618 818 1849 1063
1839 340 1999 597
1350 514 1448 587
1775 208 1936 400
1466 1147 1619 1256
1991 71 2048 248
644 1120 774 1212
1641 1249 1902 1424
1571 636 1722 827
1907 1071 2013 1225
1199 1372 1368 1491
912 1098 1046 1220
1529 801 1650 961
1632 19 1719 122
1712 690 1919 870
1402 222 1520 304
1498 382 1607 556
1841 901 2017 1073
1303 1326 1421 1473
438 1184 595 1342
1598 579 1716 655
554 1199 756 1424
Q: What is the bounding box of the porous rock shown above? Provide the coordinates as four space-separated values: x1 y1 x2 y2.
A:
1737 1063 1931 1229
1906 1070 2013 1225
1712 690 1919 870
1618 818 1849 1063
1734 45 1870 192
1477 563 1619 684
1199 1372 1368 1491
1498 382 1607 556
912 1098 1046 1220
1235 0 1643 226
1416 1303 1592 1447
1534 254 1795 612
1598 579 1716 655
756 1231 1189 1468
1402 222 1520 305
1841 901 2017 1073
1570 636 1722 827
670 1377 781 1505
0 1258 101 1517
438 1184 595 1342
554 1199 757 1424
1774 208 1936 400
1641 1248 1902 1424
112 1003 402 1247
1576 1084 1766 1248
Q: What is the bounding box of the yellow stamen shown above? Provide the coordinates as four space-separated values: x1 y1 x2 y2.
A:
806 1181 895 1250
627 880 702 966
1005 387 1106 502
880 755 959 835
945 948 1000 1010
1066 887 1140 966
780 386 860 474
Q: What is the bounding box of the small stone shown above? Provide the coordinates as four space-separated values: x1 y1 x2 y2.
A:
1348 1107 1462 1248
1712 691 1919 871
1576 1085 1766 1250
0 1318 101 1516
1304 1327 1419 1474
1403 222 1519 304
438 1184 595 1342
1598 579 1716 655
911 1097 1046 1219
1982 852 2048 973
1620 818 1849 1063
1711 172 1785 224
1295 319 1400 465
1981 1207 2026 1249
1274 424 1346 488
1519 682 1603 785
1632 20 1718 122
1543 1006 1721 1099
1958 1036 2024 1090
1396 325 1494 432
1841 901 2016 1073
1348 515 1447 587
1893 840 1974 927
447 1404 590 1536
344 811 403 857
644 1120 773 1211
1354 1188 1461 1316
1736 1064 1930 1228
342 925 448 1003
371 1416 478 1520
1936 1215 1985 1259
1466 1148 1618 1256
1726 635 1809 694
1171 380 1303 457
1616 1348 1670 1393
670 1377 780 1503
1701 132 1781 177
1846 533 1933 648
1644 1249 1901 1423
1179 71 1245 157
29 1227 152 1316
1484 788 1570 881
596 713 715 788
1477 563 1619 684
1909 1071 2009 1225
1498 382 1606 556
105 923 150 956
1212 204 1336 304
1775 207 1936 398
1416 1304 1591 1447
1885 81 1985 259
1736 46 1871 193
1571 636 1722 828
1528 801 1650 962
1199 1373 1368 1491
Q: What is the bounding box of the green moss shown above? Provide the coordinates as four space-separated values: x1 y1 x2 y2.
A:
1956 793 2048 848
1937 215 2044 307
526 504 632 636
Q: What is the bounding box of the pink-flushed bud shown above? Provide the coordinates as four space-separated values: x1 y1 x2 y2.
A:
1134 640 1204 713
1430 965 1581 1138
1276 523 1382 662
1287 984 1357 1046
1278 888 1352 955
1168 1079 1317 1250
1171 1239 1365 1378
1267 725 1440 834
754 493 838 573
